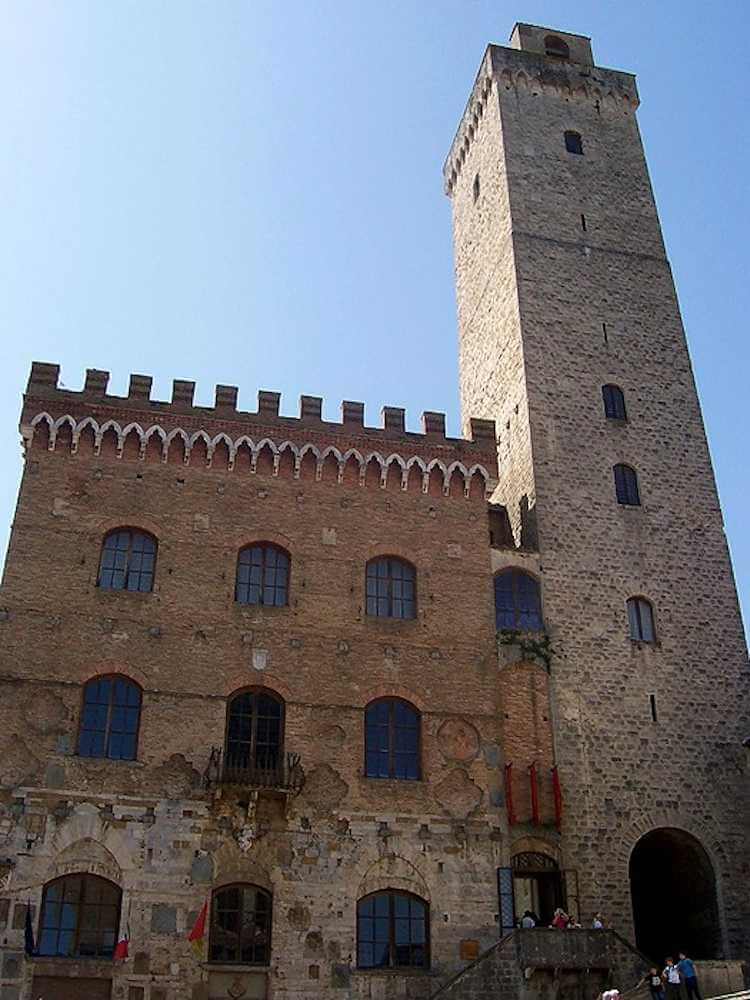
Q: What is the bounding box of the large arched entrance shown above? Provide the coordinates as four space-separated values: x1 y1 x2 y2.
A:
629 828 721 960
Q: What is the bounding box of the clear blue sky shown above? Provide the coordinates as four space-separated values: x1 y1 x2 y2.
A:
0 1 747 637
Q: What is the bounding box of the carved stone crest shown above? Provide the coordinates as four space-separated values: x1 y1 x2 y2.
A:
437 719 480 762
434 768 483 819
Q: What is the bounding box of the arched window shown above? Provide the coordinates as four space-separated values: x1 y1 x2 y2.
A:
209 884 272 965
98 528 157 592
494 569 543 631
38 874 121 958
366 557 416 620
564 130 584 155
225 689 284 778
627 597 655 642
365 698 420 780
614 464 640 506
602 384 627 420
357 891 429 969
235 543 290 607
545 35 570 60
78 675 142 760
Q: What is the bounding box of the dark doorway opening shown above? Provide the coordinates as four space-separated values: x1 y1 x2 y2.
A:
512 852 565 926
629 827 721 961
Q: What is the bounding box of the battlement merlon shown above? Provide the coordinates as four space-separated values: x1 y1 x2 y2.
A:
20 363 498 482
443 25 639 195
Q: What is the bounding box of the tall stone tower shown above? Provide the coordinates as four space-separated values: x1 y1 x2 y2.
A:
445 25 749 960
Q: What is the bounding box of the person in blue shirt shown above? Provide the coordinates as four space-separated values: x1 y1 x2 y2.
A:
677 953 702 1000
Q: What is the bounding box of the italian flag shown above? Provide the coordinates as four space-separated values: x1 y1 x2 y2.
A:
188 899 209 956
113 924 129 961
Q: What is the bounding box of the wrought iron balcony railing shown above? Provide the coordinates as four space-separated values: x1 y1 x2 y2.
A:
203 748 304 794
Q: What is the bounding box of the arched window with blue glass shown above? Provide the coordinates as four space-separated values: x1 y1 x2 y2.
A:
38 873 122 958
364 698 420 780
494 569 543 631
97 528 157 593
365 557 416 620
357 890 429 969
78 674 142 760
209 883 272 965
235 543 290 607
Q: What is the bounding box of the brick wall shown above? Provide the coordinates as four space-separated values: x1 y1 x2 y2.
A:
0 371 532 1000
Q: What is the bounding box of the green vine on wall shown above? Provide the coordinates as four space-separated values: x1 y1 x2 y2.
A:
497 629 554 670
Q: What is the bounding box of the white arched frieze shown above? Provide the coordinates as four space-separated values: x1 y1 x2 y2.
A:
26 412 492 498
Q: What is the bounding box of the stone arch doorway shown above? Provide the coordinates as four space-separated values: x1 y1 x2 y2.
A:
629 827 721 960
511 851 565 926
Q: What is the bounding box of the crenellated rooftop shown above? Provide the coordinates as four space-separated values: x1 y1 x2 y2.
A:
21 363 498 498
443 36 638 196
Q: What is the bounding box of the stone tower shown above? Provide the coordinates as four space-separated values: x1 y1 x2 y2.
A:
445 24 749 960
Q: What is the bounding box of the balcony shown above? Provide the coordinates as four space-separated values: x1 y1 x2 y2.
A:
203 749 304 795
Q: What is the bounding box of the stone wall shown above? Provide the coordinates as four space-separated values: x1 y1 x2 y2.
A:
448 26 750 960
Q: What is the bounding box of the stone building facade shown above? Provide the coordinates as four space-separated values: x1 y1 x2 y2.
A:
0 21 748 1000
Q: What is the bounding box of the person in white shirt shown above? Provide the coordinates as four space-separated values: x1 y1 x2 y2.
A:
592 912 605 929
663 957 682 1000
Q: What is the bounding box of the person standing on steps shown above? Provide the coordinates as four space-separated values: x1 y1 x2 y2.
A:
677 952 702 1000
663 958 682 1000
592 912 605 929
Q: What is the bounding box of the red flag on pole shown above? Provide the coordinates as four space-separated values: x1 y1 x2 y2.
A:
188 899 209 956
113 922 129 961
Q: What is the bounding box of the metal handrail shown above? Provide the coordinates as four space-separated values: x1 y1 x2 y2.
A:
203 748 304 793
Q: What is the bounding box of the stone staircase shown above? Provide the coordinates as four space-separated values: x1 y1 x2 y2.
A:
428 931 747 1000
429 930 654 1000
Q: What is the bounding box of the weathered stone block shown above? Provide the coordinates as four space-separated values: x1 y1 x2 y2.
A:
0 952 21 979
150 904 177 934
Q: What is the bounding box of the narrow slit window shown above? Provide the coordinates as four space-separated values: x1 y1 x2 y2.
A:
614 464 640 506
649 694 658 722
580 213 587 231
602 384 627 420
472 173 480 203
627 597 655 643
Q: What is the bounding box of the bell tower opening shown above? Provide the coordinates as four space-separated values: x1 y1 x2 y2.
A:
629 828 721 960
